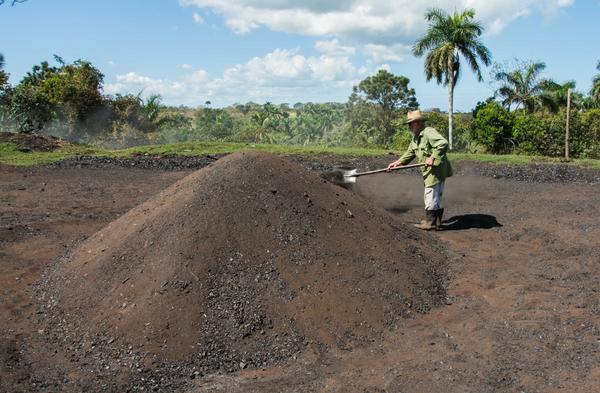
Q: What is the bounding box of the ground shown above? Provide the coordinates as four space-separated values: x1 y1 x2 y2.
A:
1 155 599 392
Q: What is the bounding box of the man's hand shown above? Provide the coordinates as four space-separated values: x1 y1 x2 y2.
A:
425 156 434 166
387 161 401 172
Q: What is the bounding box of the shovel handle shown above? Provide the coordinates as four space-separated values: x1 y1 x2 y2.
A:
348 163 426 178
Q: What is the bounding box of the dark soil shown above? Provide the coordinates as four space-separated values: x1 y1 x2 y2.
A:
49 152 600 184
0 132 67 152
37 151 447 391
46 154 225 171
2 153 600 393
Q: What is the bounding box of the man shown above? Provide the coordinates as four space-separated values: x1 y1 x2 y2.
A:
387 110 452 230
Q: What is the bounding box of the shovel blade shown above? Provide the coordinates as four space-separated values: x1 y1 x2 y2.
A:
320 167 356 189
342 169 357 183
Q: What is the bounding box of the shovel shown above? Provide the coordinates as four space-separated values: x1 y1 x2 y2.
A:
341 162 426 184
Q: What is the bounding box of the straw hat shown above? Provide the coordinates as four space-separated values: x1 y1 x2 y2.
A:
404 110 425 124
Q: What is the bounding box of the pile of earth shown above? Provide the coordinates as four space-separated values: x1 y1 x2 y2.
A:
0 132 66 152
41 151 447 385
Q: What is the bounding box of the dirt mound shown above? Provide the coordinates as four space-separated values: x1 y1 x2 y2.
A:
0 132 66 152
44 151 447 376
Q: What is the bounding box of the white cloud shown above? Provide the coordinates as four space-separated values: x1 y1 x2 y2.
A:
376 63 391 73
179 63 194 69
315 39 356 56
192 12 205 24
183 69 210 83
117 72 156 84
180 1 574 66
104 72 187 98
104 48 372 106
364 43 410 63
180 0 575 38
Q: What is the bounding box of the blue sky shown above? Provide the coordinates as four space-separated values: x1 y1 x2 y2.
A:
1 0 598 111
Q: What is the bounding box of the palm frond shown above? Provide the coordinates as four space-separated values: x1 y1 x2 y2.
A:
414 7 490 88
591 74 600 99
461 50 483 81
425 8 449 24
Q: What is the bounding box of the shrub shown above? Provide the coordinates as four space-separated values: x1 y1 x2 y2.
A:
470 99 515 153
573 109 600 158
513 111 565 156
8 84 53 133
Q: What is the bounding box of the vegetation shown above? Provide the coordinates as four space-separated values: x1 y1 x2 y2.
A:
494 61 550 112
0 0 28 5
347 70 418 145
0 56 420 151
0 54 11 126
1 10 600 163
592 61 600 102
413 8 492 150
470 99 514 154
3 139 600 169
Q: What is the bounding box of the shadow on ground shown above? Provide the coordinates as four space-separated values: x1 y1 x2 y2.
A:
442 214 502 231
387 206 419 214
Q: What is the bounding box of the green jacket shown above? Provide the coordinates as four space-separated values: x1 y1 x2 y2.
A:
398 126 453 187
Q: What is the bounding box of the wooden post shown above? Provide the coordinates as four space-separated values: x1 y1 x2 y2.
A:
565 88 572 161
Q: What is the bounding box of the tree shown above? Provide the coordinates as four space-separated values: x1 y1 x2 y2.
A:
156 111 192 131
8 84 53 133
0 53 8 94
470 99 515 153
195 107 234 140
537 79 578 113
110 93 164 133
494 61 548 112
350 69 418 145
344 93 381 146
413 8 491 150
591 60 600 102
0 0 28 5
43 59 104 124
6 57 105 135
294 103 344 145
21 60 58 87
494 60 581 113
142 94 163 124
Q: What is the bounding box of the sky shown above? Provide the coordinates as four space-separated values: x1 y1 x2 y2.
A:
0 0 599 111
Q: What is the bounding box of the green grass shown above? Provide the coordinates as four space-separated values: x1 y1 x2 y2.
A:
2 140 600 169
115 141 390 157
449 152 600 168
0 142 99 166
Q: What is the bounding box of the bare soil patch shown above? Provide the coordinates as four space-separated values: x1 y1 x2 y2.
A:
1 154 600 392
39 151 446 391
0 132 67 152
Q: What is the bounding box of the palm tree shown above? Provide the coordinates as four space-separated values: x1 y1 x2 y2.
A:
591 60 600 102
537 79 577 113
494 61 548 112
413 8 491 150
0 53 8 88
142 94 163 123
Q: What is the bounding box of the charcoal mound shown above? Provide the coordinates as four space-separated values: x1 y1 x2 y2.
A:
44 151 447 375
46 154 223 171
0 131 65 152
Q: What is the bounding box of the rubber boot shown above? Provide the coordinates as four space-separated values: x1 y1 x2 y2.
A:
436 208 444 231
414 209 437 230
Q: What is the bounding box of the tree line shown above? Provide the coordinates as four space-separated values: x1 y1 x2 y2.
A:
1 8 600 158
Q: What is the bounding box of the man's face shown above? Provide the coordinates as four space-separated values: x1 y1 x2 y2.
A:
408 120 423 135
